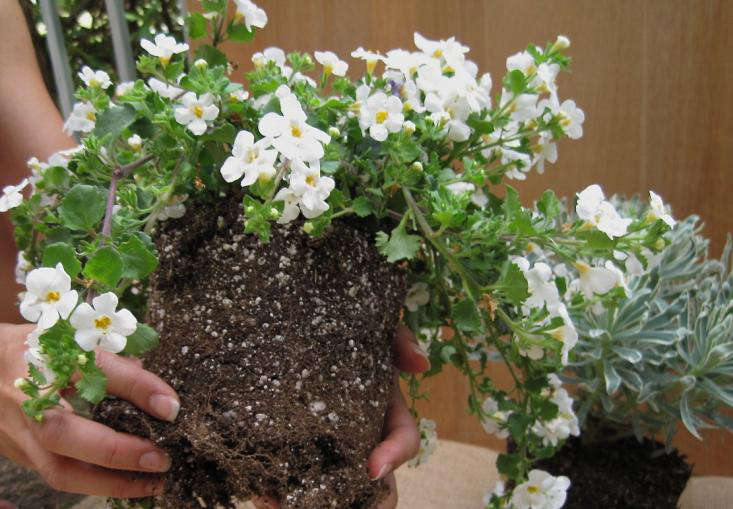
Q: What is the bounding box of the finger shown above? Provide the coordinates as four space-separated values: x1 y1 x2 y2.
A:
368 378 420 480
36 455 164 498
96 350 180 422
0 500 18 509
32 409 170 473
251 495 280 508
376 473 398 509
393 325 429 374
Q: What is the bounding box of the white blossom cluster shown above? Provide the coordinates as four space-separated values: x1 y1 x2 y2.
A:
18 263 137 381
530 374 580 447
509 469 571 509
407 417 438 467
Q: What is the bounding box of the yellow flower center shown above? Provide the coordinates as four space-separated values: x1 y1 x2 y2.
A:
305 174 317 187
95 315 112 330
89 79 100 88
86 111 96 122
574 261 590 275
323 63 334 76
550 327 566 342
291 125 303 138
193 105 204 118
45 291 60 302
432 49 443 58
246 148 258 163
528 485 540 494
559 113 571 126
159 55 171 66
375 111 388 124
366 59 378 75
442 64 455 74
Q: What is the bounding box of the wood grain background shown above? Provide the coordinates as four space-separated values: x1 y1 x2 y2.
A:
1 0 731 478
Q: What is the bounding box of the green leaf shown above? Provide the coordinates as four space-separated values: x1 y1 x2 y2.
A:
603 360 621 394
504 185 534 234
83 246 124 287
187 12 207 39
75 363 107 404
506 412 533 438
123 323 159 356
505 70 527 95
195 44 228 68
42 242 81 278
92 104 137 138
537 190 564 220
453 299 481 333
352 197 373 218
201 122 235 143
227 23 255 42
58 184 107 231
375 222 421 263
497 262 529 307
119 235 158 279
496 452 522 478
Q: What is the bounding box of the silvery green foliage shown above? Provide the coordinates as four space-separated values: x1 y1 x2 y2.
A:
566 212 733 445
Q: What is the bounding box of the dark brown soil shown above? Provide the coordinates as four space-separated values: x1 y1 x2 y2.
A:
532 420 692 509
95 194 406 508
0 456 82 509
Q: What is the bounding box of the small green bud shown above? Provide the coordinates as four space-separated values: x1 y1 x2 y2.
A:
654 238 666 251
303 54 314 67
245 205 255 215
14 378 28 390
269 207 280 220
328 126 341 138
77 354 88 366
303 222 314 234
553 35 570 50
193 58 208 69
411 161 423 172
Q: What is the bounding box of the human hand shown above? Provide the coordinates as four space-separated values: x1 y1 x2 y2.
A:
0 323 180 498
252 324 429 509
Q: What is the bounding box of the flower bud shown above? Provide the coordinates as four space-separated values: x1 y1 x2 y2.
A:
14 378 28 389
194 58 208 69
77 354 88 366
411 161 423 172
245 205 255 215
554 35 571 50
303 222 314 234
403 120 416 135
328 126 341 138
269 207 280 220
654 238 666 251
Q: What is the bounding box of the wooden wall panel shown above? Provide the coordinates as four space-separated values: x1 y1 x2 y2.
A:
219 0 733 475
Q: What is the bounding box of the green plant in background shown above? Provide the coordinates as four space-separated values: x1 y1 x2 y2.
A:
25 0 184 93
558 205 733 445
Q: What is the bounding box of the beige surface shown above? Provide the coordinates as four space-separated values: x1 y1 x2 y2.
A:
679 477 733 509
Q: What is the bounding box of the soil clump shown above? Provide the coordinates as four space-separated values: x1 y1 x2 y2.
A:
95 194 406 508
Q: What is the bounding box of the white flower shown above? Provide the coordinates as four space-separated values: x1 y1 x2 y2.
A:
15 251 32 285
69 292 137 353
314 51 348 77
229 88 249 102
288 159 335 219
140 34 188 66
625 248 663 276
402 120 416 135
351 47 384 75
513 257 561 313
573 260 619 298
359 91 404 142
556 99 584 139
483 481 506 507
20 263 78 329
531 133 558 174
115 80 135 97
405 282 430 312
576 184 631 238
220 131 277 186
252 47 290 78
0 178 29 212
510 470 570 509
258 92 330 160
413 32 469 63
648 191 675 227
384 48 430 79
554 35 571 50
532 385 580 447
78 66 111 89
233 0 268 31
174 92 219 135
547 304 578 365
24 328 56 384
272 187 301 224
480 397 510 439
63 101 96 134
292 71 317 87
127 134 143 152
506 50 536 75
156 194 188 221
408 418 438 467
148 77 182 99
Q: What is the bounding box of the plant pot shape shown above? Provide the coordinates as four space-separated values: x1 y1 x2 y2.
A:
95 194 406 508
532 417 692 509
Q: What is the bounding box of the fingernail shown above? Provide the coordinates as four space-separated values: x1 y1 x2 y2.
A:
410 343 430 367
150 394 180 422
139 451 171 472
370 463 393 481
147 481 165 496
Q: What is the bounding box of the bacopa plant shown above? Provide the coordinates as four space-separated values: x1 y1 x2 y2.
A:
2 1 678 506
